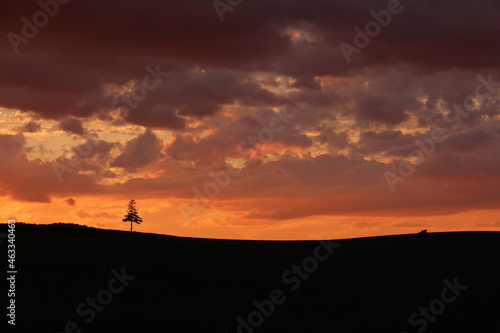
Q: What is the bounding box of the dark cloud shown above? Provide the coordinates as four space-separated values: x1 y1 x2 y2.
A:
0 0 498 128
354 130 415 156
21 121 41 133
65 198 76 206
59 118 85 135
111 130 164 171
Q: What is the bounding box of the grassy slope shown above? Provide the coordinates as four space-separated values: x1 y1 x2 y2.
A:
2 223 500 332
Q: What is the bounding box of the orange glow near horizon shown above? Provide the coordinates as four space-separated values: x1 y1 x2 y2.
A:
3 195 499 240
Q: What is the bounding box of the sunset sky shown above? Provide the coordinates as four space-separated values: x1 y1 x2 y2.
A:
1 0 500 240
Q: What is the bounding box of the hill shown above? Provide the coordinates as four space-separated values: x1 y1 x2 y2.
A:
2 223 500 332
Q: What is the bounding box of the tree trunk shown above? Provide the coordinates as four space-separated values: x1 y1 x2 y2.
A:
130 221 132 232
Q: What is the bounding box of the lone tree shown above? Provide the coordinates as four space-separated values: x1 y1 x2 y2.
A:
123 199 143 232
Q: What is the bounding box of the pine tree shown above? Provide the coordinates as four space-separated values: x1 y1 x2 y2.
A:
123 199 143 232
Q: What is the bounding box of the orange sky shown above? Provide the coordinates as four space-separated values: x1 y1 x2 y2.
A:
3 192 500 240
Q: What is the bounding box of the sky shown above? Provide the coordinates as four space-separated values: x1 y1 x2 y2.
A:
1 0 500 240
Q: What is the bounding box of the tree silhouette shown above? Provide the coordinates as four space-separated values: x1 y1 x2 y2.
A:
123 199 143 232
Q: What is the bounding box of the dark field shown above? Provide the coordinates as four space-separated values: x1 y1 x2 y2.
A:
3 223 500 332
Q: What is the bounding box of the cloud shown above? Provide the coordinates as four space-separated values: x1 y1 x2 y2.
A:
65 198 76 206
111 130 164 172
167 108 310 165
1 0 498 127
0 133 100 203
59 118 85 135
76 209 118 219
21 121 41 133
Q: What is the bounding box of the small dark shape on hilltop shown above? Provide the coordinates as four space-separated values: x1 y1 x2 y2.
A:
419 229 427 234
